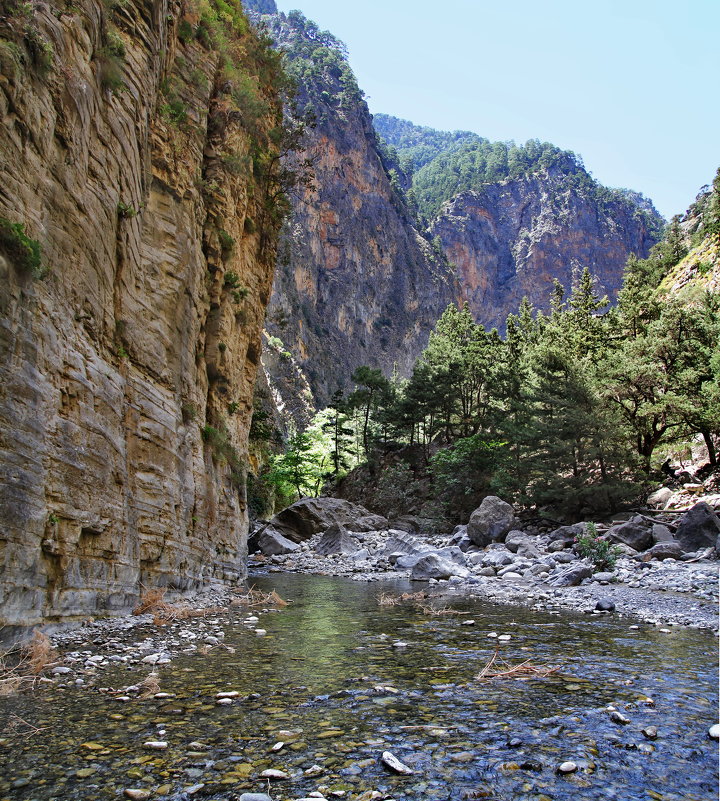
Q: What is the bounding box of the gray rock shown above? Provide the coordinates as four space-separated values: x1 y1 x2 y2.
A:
546 563 593 587
504 530 530 553
476 566 496 577
381 751 414 774
547 539 567 553
382 532 430 558
674 502 720 553
467 496 516 547
593 572 615 583
547 523 586 543
480 547 514 568
607 517 653 552
595 598 615 612
651 524 675 543
257 526 300 556
647 487 673 508
268 497 389 542
552 551 578 564
315 524 361 556
433 546 468 567
239 795 273 801
410 553 470 581
394 554 423 570
642 542 684 561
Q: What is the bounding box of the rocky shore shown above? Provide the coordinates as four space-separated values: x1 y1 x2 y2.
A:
249 492 720 633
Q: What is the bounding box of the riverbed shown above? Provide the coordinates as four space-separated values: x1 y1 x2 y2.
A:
0 574 718 800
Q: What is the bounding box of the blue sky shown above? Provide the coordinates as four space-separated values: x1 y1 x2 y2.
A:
272 0 720 219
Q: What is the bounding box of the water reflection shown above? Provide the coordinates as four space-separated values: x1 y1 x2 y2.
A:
0 574 717 801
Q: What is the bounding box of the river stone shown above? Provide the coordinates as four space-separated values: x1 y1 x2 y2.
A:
504 530 530 553
708 724 720 739
124 791 151 801
315 524 361 556
238 795 273 801
557 761 577 774
411 553 470 580
607 517 653 551
674 502 720 553
381 751 414 774
467 496 516 547
480 546 514 568
268 497 389 542
595 599 615 612
642 542 684 561
647 487 673 508
546 563 593 587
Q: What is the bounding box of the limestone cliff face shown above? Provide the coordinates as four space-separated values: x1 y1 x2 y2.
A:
0 0 283 627
431 168 662 330
257 12 458 412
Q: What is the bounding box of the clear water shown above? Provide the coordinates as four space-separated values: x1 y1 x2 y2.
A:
0 573 717 800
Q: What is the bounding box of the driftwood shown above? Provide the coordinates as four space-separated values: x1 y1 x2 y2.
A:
476 646 560 681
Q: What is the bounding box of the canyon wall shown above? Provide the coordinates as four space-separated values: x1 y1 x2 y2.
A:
431 168 662 330
0 0 283 628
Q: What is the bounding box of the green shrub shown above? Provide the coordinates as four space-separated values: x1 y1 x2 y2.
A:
223 270 241 288
218 229 234 258
177 19 193 43
117 201 137 218
574 522 623 571
97 48 124 93
159 98 188 125
0 217 44 278
24 25 53 75
232 287 249 303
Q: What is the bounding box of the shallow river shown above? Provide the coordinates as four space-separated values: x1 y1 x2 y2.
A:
1 574 718 800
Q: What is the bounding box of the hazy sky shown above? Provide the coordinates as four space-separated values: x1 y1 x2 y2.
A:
272 0 719 219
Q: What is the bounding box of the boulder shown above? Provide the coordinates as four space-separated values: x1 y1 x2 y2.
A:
447 525 473 552
467 496 516 547
504 530 530 553
410 553 470 581
382 531 430 558
479 547 514 568
547 539 567 553
314 524 361 556
641 542 684 561
647 487 673 508
546 563 593 587
607 516 653 552
257 526 300 556
433 546 469 567
651 524 675 544
268 497 389 543
674 502 720 553
547 523 586 544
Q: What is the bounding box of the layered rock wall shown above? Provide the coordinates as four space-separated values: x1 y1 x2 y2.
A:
0 0 282 627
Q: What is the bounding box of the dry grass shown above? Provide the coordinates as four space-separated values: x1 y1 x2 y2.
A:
231 587 288 608
476 646 560 681
132 587 225 626
0 630 57 696
378 590 471 617
134 585 288 626
378 591 429 606
137 673 161 700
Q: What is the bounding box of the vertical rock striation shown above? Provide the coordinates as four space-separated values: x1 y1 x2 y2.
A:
257 12 458 412
0 0 284 628
430 168 662 330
